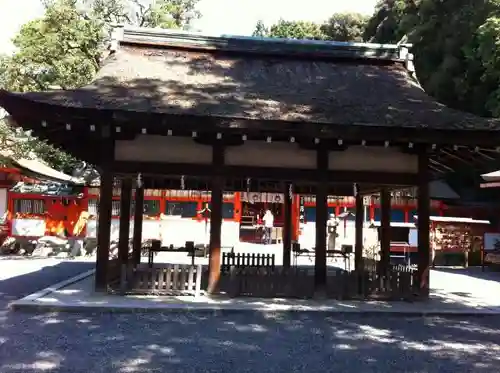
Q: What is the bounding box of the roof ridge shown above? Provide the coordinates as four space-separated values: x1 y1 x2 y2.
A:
111 24 409 63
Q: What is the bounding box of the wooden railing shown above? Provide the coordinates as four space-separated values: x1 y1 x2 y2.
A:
219 265 418 300
125 264 203 296
221 252 275 272
219 267 314 298
327 266 418 300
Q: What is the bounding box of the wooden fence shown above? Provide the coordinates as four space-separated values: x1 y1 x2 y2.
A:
327 266 418 300
221 252 275 272
125 264 203 296
218 264 417 300
219 267 314 298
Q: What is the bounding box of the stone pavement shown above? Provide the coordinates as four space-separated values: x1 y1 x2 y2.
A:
10 266 500 315
0 257 95 309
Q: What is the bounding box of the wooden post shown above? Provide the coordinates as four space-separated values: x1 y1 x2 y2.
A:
95 167 113 292
354 183 364 272
118 178 132 266
380 187 391 276
417 149 431 297
282 182 293 268
132 183 144 265
315 147 328 287
207 144 224 294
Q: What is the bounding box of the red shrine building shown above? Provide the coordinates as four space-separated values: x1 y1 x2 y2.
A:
1 26 500 299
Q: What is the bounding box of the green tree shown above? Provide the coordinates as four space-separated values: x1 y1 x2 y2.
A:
252 20 268 37
363 0 419 44
321 12 369 42
3 0 104 92
365 0 500 119
264 19 326 40
0 0 201 170
253 13 370 42
0 114 79 172
87 0 200 29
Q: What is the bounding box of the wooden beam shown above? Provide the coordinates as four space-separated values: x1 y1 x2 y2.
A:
95 167 113 292
454 146 497 162
417 149 431 298
379 188 391 276
428 164 445 174
354 183 364 272
95 137 114 292
112 161 419 185
476 150 495 161
132 183 144 265
207 143 224 294
440 148 473 165
9 94 500 147
118 178 132 268
132 176 358 195
478 147 500 154
429 158 453 172
282 182 293 268
314 147 328 287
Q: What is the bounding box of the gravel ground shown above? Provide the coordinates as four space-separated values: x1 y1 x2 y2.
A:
2 259 500 373
1 311 500 373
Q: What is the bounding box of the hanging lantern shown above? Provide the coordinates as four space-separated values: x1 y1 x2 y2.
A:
288 183 293 200
180 175 185 190
246 178 251 193
137 173 143 189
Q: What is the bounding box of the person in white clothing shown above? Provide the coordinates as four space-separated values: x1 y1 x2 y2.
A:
262 209 274 245
327 214 339 251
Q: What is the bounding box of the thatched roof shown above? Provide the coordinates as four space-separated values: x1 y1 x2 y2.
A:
1 28 499 132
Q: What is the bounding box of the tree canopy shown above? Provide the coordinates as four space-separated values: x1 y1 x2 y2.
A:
0 0 201 172
321 13 370 42
364 0 500 118
86 0 201 29
255 2 500 122
253 13 369 42
3 0 202 92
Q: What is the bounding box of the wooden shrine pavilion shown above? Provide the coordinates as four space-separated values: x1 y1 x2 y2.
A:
1 26 500 299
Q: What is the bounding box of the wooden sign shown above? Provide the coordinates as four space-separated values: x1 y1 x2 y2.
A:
240 192 284 203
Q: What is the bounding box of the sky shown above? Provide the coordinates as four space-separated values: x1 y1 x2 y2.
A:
0 0 378 54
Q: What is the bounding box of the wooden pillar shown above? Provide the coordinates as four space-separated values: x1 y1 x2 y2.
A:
118 178 132 266
207 144 224 294
354 183 364 272
132 183 144 265
417 149 431 297
315 147 328 286
380 187 391 275
95 167 113 292
282 182 293 268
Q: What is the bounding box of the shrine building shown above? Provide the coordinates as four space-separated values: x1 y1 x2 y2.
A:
1 26 500 299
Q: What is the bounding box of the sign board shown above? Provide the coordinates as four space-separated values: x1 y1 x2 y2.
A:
240 192 284 203
12 219 46 237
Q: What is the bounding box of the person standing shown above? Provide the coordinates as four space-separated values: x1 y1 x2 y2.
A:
327 214 339 251
262 209 274 245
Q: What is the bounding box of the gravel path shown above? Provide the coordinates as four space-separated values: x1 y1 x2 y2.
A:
1 311 500 373
1 259 500 373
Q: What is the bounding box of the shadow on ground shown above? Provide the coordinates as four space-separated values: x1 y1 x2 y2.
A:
0 259 94 307
1 309 500 372
2 261 500 372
